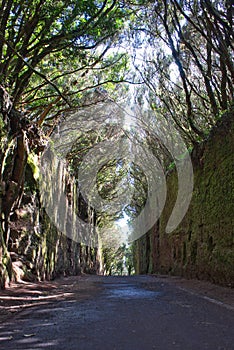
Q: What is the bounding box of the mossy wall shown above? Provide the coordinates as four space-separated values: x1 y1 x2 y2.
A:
1 159 101 286
0 86 101 287
134 111 234 286
8 196 101 284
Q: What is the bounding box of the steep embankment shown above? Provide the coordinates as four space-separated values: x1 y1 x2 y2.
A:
5 158 101 284
0 84 101 287
134 110 234 286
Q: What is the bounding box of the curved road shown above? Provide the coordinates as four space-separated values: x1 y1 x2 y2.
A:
0 275 234 349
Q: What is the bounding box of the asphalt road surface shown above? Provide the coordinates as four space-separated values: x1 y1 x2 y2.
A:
0 275 234 350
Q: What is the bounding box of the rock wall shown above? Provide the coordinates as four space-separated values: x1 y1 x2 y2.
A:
10 204 101 283
133 110 234 287
1 153 102 287
0 85 102 288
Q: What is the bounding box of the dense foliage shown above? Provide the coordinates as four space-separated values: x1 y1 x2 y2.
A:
129 0 233 143
0 0 130 286
0 0 233 286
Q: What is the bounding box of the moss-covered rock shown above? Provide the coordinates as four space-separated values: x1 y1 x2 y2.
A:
134 109 234 287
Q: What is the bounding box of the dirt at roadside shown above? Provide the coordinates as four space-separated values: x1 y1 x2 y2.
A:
151 274 234 309
0 274 103 323
0 274 233 324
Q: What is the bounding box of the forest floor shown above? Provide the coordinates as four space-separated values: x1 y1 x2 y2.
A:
0 274 233 324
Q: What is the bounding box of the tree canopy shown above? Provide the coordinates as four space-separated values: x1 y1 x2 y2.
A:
0 0 129 126
0 0 233 286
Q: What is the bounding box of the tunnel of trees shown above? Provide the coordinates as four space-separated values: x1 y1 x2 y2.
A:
0 0 233 287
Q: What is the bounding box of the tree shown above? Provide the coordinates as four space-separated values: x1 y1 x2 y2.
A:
0 0 130 287
0 1 130 115
128 0 233 144
102 243 134 275
1 0 232 287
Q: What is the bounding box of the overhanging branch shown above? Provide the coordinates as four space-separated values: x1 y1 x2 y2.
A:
0 32 72 108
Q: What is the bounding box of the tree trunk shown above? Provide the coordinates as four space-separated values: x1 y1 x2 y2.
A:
0 85 28 287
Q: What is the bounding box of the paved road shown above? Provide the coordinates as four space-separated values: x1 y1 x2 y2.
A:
0 275 234 350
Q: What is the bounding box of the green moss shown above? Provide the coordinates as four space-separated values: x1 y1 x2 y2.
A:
27 152 40 181
134 109 234 286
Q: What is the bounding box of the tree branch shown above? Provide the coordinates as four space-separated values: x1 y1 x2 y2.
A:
0 32 72 107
